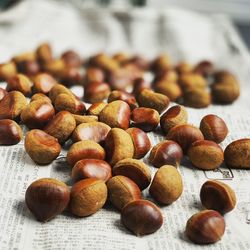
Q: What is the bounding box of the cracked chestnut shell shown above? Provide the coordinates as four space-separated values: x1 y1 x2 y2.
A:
121 199 163 236
186 210 225 244
200 180 236 214
25 178 70 222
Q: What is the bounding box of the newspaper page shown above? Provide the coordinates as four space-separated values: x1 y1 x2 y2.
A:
1 0 250 249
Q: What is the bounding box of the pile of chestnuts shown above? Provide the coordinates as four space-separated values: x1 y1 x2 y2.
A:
0 43 248 244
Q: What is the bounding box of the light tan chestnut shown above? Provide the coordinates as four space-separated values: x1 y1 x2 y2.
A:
166 124 204 153
69 178 107 217
200 114 228 143
188 140 224 170
49 84 75 103
184 88 211 108
185 210 225 244
224 139 250 168
0 119 23 145
44 59 66 78
160 105 188 134
67 140 105 168
87 102 107 116
25 178 70 222
73 114 98 125
72 122 111 144
113 158 151 190
0 62 17 81
149 165 183 204
155 81 182 102
126 127 151 159
106 175 141 211
72 159 112 182
54 93 86 114
25 129 61 165
30 93 51 103
104 128 134 166
121 199 163 236
44 111 76 144
6 74 32 96
21 99 55 129
137 89 169 114
179 73 207 89
99 100 131 130
0 91 27 120
200 180 236 214
36 42 53 65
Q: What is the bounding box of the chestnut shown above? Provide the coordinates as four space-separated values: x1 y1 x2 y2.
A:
33 73 57 94
149 140 183 168
160 105 188 134
149 165 183 204
73 114 98 125
188 140 224 170
107 175 141 211
30 93 52 103
184 88 211 108
25 129 61 165
67 140 105 168
72 122 111 144
121 199 163 236
131 107 160 132
84 67 105 85
49 84 75 104
200 180 236 214
0 87 7 101
179 73 207 90
126 127 151 159
0 119 23 145
0 62 17 81
200 114 228 143
84 81 110 103
194 60 214 77
99 100 131 130
155 81 182 102
25 178 70 222
166 124 204 153
87 102 107 116
132 77 151 97
6 74 32 96
69 178 107 217
36 43 53 65
61 50 82 68
185 210 225 244
113 158 151 190
72 159 112 182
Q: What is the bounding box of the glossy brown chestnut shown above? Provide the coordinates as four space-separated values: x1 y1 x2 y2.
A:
99 100 131 130
149 140 183 168
121 199 163 236
186 210 225 244
87 102 107 116
0 91 27 120
25 129 61 165
131 107 160 132
108 90 137 110
72 122 111 144
113 158 151 190
104 128 134 166
44 111 76 144
200 180 236 214
33 73 57 94
21 100 55 129
0 119 23 145
72 159 112 182
67 140 105 168
84 81 110 103
69 178 107 217
126 127 151 159
166 124 204 153
6 74 32 96
106 175 141 211
132 77 151 96
200 114 228 143
84 67 105 85
224 138 250 168
25 178 70 222
160 105 188 134
137 89 169 114
188 140 224 170
60 67 84 86
149 165 183 204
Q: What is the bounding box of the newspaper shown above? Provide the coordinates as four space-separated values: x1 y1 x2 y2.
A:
1 0 250 249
